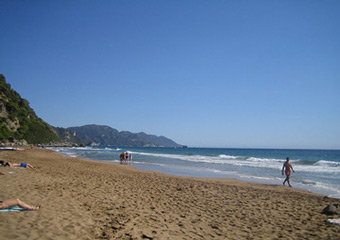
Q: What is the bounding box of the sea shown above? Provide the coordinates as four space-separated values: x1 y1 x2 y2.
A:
48 146 340 199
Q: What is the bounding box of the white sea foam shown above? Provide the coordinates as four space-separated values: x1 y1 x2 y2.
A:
204 168 238 175
218 154 238 159
247 157 283 163
238 174 282 182
131 152 282 172
132 151 242 163
302 180 340 199
64 153 78 158
295 163 340 173
314 160 340 167
130 151 340 173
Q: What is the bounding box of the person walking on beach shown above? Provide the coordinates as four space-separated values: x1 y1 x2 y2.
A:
282 157 295 187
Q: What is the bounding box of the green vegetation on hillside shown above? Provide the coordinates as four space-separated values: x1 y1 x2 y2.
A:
67 124 180 147
53 127 85 145
0 74 60 143
0 74 180 147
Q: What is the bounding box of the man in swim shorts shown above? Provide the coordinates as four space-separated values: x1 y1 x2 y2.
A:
282 157 295 187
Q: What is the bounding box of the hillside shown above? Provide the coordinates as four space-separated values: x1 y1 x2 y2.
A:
0 74 181 147
67 125 180 147
53 127 85 146
0 74 60 144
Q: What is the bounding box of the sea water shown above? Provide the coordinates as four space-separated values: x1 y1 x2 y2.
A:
49 147 340 199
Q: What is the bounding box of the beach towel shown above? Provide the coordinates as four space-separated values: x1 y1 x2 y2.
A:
326 218 340 225
0 206 30 212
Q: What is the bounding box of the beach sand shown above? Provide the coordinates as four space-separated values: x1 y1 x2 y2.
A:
0 148 339 240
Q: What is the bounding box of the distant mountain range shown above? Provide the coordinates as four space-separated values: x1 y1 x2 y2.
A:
0 74 181 147
60 124 180 147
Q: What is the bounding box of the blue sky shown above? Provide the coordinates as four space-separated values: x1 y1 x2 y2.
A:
1 0 339 149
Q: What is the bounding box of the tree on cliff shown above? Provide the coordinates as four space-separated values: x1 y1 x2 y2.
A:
0 74 60 144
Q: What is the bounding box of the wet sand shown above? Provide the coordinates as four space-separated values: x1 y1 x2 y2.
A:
0 148 339 239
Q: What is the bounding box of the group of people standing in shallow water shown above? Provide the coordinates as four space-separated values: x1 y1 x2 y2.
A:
120 152 133 165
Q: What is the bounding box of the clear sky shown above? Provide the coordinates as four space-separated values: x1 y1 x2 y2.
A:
1 1 339 149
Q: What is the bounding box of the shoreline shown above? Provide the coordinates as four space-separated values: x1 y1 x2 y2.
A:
1 148 340 239
53 146 340 199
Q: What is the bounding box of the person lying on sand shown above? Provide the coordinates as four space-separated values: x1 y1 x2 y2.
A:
0 199 41 211
0 161 34 169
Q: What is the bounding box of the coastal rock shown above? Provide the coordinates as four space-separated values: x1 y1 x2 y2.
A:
0 139 28 147
322 204 339 215
37 142 81 148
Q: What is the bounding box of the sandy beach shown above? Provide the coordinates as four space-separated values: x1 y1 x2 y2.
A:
0 148 339 240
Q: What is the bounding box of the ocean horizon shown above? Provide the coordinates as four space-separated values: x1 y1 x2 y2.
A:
49 146 340 199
